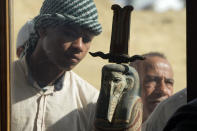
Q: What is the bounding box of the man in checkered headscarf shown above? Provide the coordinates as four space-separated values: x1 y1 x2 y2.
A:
12 0 102 130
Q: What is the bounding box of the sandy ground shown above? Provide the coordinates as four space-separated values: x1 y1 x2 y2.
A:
13 0 186 93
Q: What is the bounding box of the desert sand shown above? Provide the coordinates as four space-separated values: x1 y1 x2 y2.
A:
13 0 186 93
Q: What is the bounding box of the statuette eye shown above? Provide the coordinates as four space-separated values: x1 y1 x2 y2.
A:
113 77 121 83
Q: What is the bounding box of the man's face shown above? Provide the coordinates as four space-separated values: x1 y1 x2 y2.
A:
140 56 174 118
40 25 94 71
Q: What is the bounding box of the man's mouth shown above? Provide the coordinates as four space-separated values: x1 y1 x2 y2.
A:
70 58 78 63
68 55 80 63
149 97 168 106
150 100 161 106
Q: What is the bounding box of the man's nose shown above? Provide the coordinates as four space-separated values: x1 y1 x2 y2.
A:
72 37 83 52
155 79 169 95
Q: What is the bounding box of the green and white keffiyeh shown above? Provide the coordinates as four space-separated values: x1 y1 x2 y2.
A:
34 0 102 35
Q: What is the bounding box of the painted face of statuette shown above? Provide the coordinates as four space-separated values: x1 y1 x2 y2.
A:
102 70 133 122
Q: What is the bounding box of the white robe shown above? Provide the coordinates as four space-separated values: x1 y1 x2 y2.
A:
11 57 99 131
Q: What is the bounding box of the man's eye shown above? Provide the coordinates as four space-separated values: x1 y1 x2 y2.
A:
63 31 78 39
165 79 174 86
146 77 156 82
82 36 91 43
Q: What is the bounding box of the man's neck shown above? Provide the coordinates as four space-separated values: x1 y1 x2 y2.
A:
27 49 65 87
142 108 149 123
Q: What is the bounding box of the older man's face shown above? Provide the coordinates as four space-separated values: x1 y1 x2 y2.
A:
140 56 174 121
40 25 94 71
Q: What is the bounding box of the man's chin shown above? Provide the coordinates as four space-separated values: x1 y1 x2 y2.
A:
152 102 160 109
147 102 161 113
58 63 78 71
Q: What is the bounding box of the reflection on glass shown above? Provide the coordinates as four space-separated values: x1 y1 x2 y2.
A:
11 0 186 130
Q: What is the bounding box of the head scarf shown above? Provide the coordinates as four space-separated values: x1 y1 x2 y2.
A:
16 20 35 59
16 20 35 49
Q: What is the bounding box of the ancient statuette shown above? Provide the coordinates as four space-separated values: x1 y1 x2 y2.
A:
94 64 142 131
91 4 144 131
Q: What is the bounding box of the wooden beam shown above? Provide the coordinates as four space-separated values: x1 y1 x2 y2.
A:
186 0 197 102
0 0 11 130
